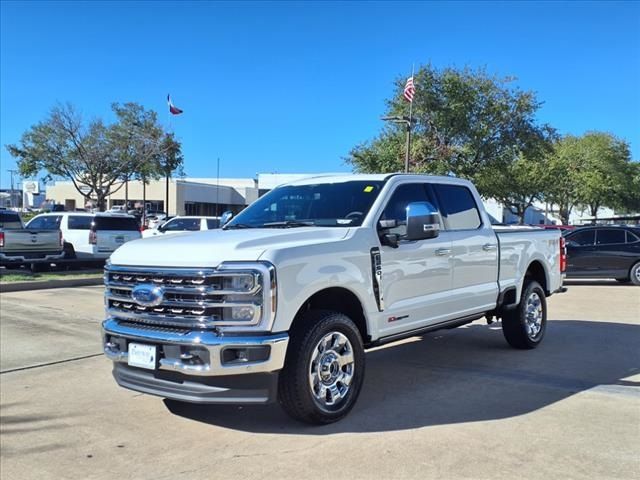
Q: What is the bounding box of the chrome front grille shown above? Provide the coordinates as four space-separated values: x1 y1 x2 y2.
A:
104 264 275 330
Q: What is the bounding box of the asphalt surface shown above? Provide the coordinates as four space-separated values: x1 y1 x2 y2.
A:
1 281 639 479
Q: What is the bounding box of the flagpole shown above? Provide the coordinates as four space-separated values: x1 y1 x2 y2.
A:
404 64 415 173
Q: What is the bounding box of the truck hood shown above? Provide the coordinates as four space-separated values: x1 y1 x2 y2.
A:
109 227 351 268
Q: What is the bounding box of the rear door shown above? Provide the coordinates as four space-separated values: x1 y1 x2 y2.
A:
564 229 597 275
93 216 141 255
432 183 499 315
592 228 634 277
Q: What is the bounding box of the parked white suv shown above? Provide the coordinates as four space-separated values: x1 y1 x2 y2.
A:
27 212 141 260
142 216 220 238
102 175 566 424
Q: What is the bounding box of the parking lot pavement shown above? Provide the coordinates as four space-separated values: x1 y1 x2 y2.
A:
1 284 639 480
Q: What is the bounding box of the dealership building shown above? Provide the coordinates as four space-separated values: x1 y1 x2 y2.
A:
43 173 337 216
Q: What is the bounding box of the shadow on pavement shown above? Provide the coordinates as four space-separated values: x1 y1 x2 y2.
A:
164 320 640 434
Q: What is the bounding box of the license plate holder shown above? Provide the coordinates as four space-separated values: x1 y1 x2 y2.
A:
115 236 125 244
128 343 157 370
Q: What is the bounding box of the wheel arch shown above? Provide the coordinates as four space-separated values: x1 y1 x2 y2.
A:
524 259 549 295
291 287 370 344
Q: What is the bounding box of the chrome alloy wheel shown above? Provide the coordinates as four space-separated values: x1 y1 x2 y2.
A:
525 292 544 339
309 331 355 407
635 266 640 283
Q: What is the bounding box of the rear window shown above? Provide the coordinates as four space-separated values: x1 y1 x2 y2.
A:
93 216 139 231
596 229 626 245
0 211 22 229
68 216 93 230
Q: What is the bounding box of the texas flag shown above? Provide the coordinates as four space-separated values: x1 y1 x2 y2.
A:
167 94 183 115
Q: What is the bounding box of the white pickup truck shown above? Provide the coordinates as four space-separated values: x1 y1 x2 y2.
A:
102 174 566 424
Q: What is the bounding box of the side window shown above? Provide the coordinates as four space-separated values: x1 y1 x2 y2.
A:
380 183 431 236
68 216 93 230
206 218 220 229
27 216 61 230
626 231 640 243
596 229 626 245
566 230 595 246
433 184 482 230
164 218 200 231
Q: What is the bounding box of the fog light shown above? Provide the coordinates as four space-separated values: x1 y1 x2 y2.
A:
231 306 255 321
221 346 271 365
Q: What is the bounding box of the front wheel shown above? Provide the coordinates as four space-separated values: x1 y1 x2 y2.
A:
502 280 547 349
278 310 365 424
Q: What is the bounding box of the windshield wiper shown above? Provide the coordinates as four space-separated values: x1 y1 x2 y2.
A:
223 223 255 230
262 220 316 228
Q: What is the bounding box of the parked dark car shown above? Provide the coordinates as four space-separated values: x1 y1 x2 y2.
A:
563 226 640 285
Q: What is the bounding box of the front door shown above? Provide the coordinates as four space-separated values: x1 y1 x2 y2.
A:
376 183 454 338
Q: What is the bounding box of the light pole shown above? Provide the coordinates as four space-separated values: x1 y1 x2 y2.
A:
381 116 416 173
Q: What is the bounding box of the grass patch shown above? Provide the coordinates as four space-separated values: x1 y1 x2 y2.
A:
0 271 103 283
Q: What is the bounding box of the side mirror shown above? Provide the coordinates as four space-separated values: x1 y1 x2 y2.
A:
406 202 441 241
220 211 234 226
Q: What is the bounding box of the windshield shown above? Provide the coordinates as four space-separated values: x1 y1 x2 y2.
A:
225 180 385 229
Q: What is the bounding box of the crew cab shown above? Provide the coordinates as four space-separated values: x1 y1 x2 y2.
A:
102 174 566 424
0 210 64 269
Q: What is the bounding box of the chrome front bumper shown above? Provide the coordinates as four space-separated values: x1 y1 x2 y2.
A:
102 318 289 377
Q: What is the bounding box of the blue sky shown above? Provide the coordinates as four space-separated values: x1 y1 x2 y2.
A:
1 1 639 189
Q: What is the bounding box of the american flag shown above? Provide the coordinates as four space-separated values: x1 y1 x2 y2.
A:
167 94 183 115
403 76 416 102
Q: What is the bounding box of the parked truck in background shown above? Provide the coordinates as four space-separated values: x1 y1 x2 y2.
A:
102 174 566 424
0 209 64 270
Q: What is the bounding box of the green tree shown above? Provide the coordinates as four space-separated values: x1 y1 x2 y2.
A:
572 132 632 219
347 64 554 180
6 102 182 211
475 153 549 224
543 136 582 225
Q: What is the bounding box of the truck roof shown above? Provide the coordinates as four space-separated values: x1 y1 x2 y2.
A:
283 173 466 187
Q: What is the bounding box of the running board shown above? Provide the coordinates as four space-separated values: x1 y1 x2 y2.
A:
367 313 485 348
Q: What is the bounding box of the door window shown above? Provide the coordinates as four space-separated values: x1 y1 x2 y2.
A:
206 218 220 229
596 229 626 245
566 229 595 246
68 216 93 230
626 231 640 243
380 183 433 236
433 184 482 230
27 215 61 230
163 218 201 231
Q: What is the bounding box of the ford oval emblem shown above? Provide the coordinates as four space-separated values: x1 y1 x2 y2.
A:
131 284 165 307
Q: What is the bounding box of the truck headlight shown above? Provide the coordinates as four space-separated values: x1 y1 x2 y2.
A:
217 262 277 331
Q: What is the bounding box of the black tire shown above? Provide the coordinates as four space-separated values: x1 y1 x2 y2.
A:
278 310 365 425
30 262 46 273
63 242 77 259
630 262 640 286
502 280 547 349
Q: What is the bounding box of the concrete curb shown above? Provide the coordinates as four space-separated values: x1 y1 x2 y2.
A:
0 277 103 293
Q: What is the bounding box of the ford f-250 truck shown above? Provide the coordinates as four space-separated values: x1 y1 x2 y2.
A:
102 174 566 424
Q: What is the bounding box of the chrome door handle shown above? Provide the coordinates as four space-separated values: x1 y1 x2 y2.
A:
435 248 452 256
483 244 497 251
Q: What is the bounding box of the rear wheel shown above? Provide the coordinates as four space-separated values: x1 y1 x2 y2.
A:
502 280 547 349
278 310 365 424
630 262 640 286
